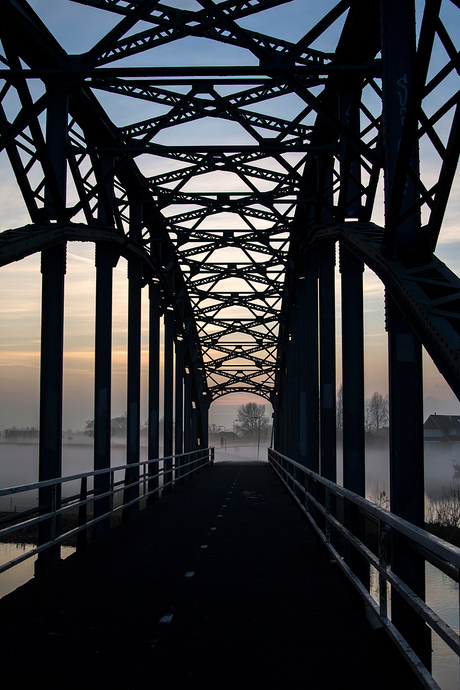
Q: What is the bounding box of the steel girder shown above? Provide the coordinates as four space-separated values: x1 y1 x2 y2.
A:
1 1 460 404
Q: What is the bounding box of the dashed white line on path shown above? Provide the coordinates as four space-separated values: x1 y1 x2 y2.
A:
159 614 174 625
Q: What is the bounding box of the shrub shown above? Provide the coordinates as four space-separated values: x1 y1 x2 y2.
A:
426 484 460 530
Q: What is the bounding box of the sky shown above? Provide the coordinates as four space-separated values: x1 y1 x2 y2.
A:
1 0 460 434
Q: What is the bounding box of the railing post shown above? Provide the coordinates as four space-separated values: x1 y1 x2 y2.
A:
304 472 310 516
110 471 114 513
378 519 388 620
77 477 88 551
325 486 331 544
50 484 57 543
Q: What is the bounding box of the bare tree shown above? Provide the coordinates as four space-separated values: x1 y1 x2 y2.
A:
84 411 128 438
235 402 269 439
84 419 94 437
365 392 389 432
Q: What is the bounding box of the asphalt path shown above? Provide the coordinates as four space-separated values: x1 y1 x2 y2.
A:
0 459 420 689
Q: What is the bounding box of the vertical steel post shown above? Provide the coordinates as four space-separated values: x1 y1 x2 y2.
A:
340 244 367 588
148 281 160 503
381 0 420 256
289 304 300 463
123 254 142 520
284 335 295 461
340 248 365 491
36 93 68 573
319 239 336 482
77 477 88 551
93 150 115 533
36 243 66 573
175 334 184 476
191 399 199 452
44 93 67 222
297 273 308 468
276 348 288 456
93 243 116 535
163 306 174 490
386 293 431 669
199 394 209 451
305 250 320 475
184 366 192 455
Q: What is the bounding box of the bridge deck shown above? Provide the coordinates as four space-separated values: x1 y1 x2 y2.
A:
0 460 419 689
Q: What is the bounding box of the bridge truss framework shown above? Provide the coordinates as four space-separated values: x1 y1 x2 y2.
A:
1 0 460 671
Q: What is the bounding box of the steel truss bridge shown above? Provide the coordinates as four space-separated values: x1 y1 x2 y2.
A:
1 1 460 687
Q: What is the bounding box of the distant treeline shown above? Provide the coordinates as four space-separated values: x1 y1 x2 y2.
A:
4 426 39 440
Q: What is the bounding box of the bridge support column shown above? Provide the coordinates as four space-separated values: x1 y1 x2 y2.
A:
163 305 174 490
386 294 431 669
319 240 336 482
184 365 192 455
175 333 184 476
191 397 199 452
340 245 367 588
44 92 67 222
36 243 66 573
200 401 209 451
296 273 307 467
94 243 117 535
276 346 289 457
123 255 142 520
148 281 160 504
289 304 300 463
305 251 319 474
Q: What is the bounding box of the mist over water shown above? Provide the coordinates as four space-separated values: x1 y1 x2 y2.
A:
0 438 152 511
1 437 459 508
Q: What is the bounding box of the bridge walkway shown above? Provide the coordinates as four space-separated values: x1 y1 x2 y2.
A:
0 460 420 689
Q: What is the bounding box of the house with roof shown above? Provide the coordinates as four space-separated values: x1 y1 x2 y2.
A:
423 414 460 455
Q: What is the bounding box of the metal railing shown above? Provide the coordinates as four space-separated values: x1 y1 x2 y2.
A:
268 448 460 690
0 447 214 576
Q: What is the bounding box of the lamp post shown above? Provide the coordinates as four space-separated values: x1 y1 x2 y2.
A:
250 416 261 460
218 425 227 450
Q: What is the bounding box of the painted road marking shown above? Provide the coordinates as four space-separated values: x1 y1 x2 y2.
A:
159 614 174 625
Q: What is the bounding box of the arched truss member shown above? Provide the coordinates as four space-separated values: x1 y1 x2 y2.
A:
1 0 459 407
